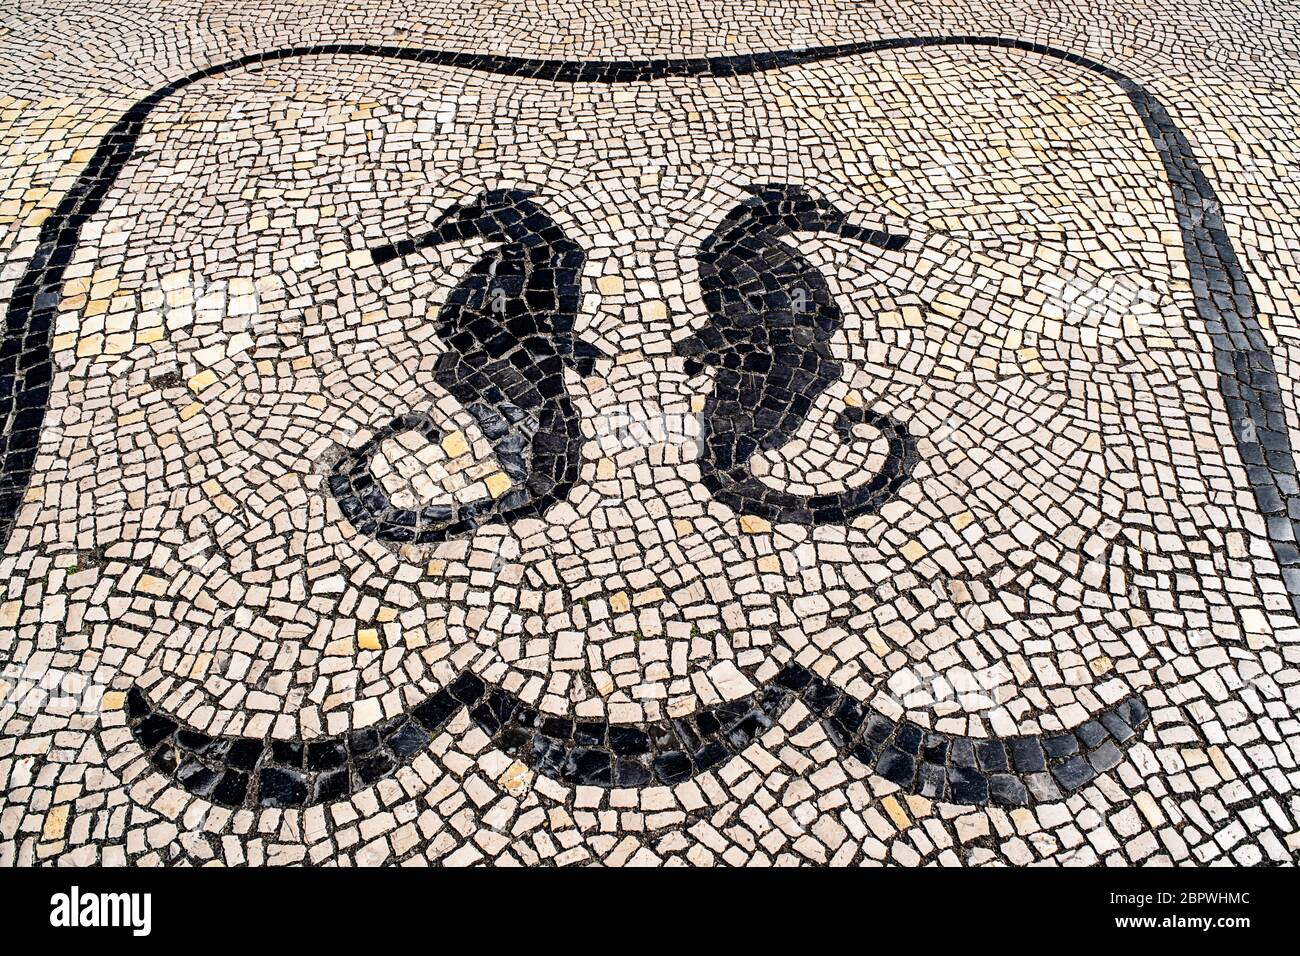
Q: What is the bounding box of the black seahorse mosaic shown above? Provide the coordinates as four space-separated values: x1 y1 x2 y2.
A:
6 37 1293 808
328 189 604 542
675 183 918 524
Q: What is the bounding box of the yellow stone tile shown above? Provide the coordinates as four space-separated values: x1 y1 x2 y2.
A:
188 369 218 393
189 652 212 678
905 794 932 818
609 591 631 613
952 511 975 531
440 430 468 458
881 795 911 831
427 559 446 576
633 587 664 606
357 628 382 651
1133 791 1165 827
640 300 667 322
324 636 354 656
498 760 532 795
75 334 103 357
42 805 69 842
0 600 20 627
377 607 397 623
484 471 510 498
1208 746 1235 780
596 275 624 296
89 277 119 299
1089 656 1113 676
900 539 927 562
739 515 771 533
101 691 125 711
595 458 616 480
136 574 167 595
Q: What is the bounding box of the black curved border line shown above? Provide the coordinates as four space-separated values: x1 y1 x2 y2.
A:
126 664 1150 807
0 38 1282 803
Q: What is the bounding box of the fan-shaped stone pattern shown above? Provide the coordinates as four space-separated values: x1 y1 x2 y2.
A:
777 666 1151 806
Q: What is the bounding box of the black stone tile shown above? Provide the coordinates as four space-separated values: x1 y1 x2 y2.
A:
564 747 613 786
1052 755 1096 791
135 714 177 748
948 766 989 805
1007 736 1047 773
225 738 264 772
385 719 430 759
875 747 917 786
1076 720 1107 749
975 740 1009 773
1042 733 1079 760
412 690 461 731
355 750 397 785
1088 740 1124 773
306 740 346 772
1099 711 1135 743
653 750 693 785
989 774 1028 806
213 770 249 806
259 767 308 807
270 740 304 767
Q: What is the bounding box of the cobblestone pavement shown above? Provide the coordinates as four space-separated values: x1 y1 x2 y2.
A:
1 0 1298 867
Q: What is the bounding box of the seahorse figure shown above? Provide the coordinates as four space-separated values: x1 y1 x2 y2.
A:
674 183 919 525
330 189 603 542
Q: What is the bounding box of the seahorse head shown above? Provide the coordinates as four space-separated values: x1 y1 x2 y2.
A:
707 182 908 252
371 188 577 265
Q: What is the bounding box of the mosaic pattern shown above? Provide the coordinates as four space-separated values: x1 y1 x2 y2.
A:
1 1 1298 868
127 662 1150 807
327 188 600 542
678 181 919 523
